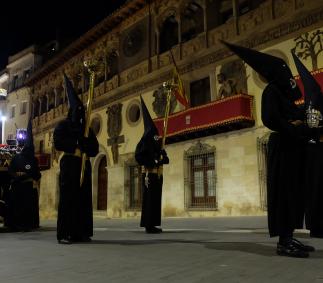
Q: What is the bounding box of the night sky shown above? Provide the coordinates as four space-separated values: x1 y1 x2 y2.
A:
0 0 128 70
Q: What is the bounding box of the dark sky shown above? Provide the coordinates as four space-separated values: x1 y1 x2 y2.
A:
0 0 128 70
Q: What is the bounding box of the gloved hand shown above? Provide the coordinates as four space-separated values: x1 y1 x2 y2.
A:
158 149 169 165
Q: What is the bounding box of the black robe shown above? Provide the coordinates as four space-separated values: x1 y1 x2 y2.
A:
0 170 11 219
54 119 98 241
6 153 41 231
30 182 40 229
304 142 323 237
261 83 315 237
135 137 169 228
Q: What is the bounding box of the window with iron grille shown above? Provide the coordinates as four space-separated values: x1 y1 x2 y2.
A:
184 141 217 209
125 163 142 210
10 105 16 118
20 101 28 115
257 132 270 211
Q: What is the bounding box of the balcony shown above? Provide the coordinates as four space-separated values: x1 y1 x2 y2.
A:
154 94 255 144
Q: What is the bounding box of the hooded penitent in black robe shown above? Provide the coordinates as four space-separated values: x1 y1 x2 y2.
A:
261 84 314 237
292 53 323 237
54 121 98 241
54 74 98 242
6 120 41 231
135 96 169 230
221 41 316 238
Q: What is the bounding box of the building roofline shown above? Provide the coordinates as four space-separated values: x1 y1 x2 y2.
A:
26 0 146 86
8 45 37 65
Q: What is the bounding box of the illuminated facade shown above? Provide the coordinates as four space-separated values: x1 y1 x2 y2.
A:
27 0 323 219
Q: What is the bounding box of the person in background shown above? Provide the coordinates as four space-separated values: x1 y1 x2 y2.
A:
292 52 323 238
7 119 41 231
54 74 98 244
135 96 169 234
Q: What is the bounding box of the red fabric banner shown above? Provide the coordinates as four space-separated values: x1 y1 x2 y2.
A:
154 94 254 138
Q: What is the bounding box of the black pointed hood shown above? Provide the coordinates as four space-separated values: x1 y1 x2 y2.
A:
135 96 162 166
221 40 281 82
22 119 35 155
64 73 85 126
221 40 302 100
64 73 82 109
140 95 159 138
291 52 323 112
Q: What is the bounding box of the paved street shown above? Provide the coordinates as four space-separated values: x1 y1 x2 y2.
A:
1 216 323 283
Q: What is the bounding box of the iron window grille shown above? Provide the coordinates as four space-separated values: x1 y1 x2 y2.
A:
184 141 217 210
125 163 142 210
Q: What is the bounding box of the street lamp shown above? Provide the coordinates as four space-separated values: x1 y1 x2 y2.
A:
1 115 6 144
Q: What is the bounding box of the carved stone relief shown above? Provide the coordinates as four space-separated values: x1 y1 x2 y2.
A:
184 140 215 157
273 0 294 18
106 103 124 164
218 59 248 99
154 0 180 20
182 34 206 57
152 86 177 118
239 8 265 34
295 0 305 9
293 28 323 70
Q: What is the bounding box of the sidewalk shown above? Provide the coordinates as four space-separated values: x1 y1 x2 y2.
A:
1 216 323 283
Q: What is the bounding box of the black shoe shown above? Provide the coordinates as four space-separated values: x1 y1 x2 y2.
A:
145 226 162 234
291 238 315 252
58 238 73 245
276 242 309 258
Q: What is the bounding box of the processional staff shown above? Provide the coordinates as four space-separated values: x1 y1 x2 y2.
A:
80 60 96 186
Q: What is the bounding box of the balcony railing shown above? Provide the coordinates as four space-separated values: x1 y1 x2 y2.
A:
154 94 255 144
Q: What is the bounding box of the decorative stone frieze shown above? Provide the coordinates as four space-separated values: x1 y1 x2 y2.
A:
273 0 294 18
182 33 206 57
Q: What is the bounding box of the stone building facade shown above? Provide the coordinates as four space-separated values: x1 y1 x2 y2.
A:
26 0 323 219
4 46 42 144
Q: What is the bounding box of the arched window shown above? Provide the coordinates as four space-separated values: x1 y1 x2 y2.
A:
181 2 204 42
56 85 64 106
106 50 119 81
206 0 233 29
33 100 40 118
159 15 179 54
48 91 55 111
40 96 48 115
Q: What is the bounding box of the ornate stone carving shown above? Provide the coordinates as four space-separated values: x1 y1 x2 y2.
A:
239 8 265 33
274 0 294 18
296 0 305 9
293 28 323 70
106 103 124 164
184 140 215 157
152 86 177 118
182 34 206 57
218 60 248 98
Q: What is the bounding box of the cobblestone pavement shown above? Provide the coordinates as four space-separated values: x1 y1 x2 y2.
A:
1 216 323 283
